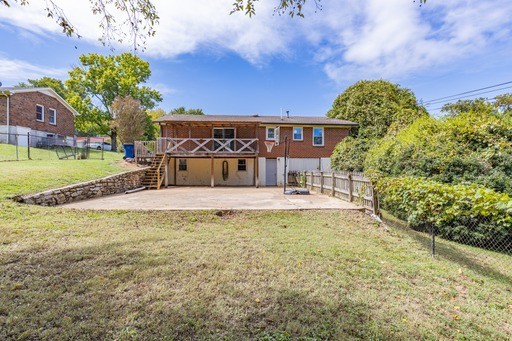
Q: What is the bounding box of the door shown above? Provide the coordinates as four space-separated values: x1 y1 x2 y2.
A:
213 128 235 151
266 158 277 186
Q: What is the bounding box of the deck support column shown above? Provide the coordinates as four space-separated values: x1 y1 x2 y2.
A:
210 156 215 188
164 155 169 188
255 156 259 188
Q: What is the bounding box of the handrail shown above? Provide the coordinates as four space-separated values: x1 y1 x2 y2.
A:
155 155 166 190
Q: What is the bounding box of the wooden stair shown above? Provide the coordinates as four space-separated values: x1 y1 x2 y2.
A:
142 154 166 189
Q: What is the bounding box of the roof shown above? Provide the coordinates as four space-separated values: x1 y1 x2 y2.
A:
0 87 79 116
155 114 358 127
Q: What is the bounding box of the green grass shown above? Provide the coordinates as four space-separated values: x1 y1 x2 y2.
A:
0 158 511 340
0 146 128 200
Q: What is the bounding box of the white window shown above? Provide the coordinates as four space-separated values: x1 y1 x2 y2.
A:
178 159 187 171
293 127 303 141
266 127 275 140
49 108 57 125
238 159 247 171
36 105 44 122
313 127 324 146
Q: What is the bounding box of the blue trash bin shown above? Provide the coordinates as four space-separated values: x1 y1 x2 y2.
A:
123 143 135 158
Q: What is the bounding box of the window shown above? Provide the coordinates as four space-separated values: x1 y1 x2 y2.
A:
178 159 187 171
266 127 275 140
49 108 56 125
213 128 235 151
36 105 44 122
313 127 324 146
293 127 303 141
238 159 247 171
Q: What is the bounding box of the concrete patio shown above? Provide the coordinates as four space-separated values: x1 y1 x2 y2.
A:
62 187 363 211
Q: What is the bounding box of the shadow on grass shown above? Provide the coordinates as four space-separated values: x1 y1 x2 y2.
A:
382 215 512 286
1 238 398 340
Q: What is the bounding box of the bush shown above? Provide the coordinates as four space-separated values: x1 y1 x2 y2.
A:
331 137 375 172
365 112 512 195
377 177 512 251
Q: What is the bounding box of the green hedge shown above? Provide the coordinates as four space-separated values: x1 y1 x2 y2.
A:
376 177 512 251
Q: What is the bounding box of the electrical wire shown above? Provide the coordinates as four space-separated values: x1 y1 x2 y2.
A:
423 80 512 104
424 85 512 106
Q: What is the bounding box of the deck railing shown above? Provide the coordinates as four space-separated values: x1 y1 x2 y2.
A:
156 137 259 155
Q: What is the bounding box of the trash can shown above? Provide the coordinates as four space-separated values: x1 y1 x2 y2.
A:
123 143 135 159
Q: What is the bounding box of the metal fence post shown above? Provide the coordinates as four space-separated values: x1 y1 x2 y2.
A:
15 134 19 161
27 132 31 160
430 222 436 257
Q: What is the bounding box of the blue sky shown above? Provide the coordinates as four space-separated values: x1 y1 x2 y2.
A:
1 0 512 117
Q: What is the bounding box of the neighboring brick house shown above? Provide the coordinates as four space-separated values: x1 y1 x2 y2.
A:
142 114 357 187
0 87 78 146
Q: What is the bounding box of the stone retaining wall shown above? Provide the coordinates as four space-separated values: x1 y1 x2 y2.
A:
14 168 148 206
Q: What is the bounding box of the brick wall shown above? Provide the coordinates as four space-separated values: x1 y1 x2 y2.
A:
1 92 75 136
258 126 349 158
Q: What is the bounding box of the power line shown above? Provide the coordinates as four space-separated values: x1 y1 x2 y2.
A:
424 85 512 106
423 80 512 104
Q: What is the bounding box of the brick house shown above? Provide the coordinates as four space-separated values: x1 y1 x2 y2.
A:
137 114 357 188
0 87 78 146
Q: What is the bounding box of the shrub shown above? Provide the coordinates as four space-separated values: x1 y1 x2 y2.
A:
365 112 512 196
377 177 512 251
331 137 375 172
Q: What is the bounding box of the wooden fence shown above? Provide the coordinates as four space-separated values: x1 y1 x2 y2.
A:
302 171 379 215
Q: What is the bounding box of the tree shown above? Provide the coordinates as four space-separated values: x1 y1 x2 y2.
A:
328 80 427 139
494 93 512 114
111 96 146 144
170 107 204 115
440 98 494 117
1 0 158 51
231 0 427 17
15 77 68 98
328 80 427 171
66 52 162 151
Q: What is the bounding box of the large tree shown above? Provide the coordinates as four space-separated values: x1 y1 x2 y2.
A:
328 80 427 171
66 52 162 151
170 106 204 115
15 77 68 98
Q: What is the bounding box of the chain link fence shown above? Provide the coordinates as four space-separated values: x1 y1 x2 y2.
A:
0 132 107 161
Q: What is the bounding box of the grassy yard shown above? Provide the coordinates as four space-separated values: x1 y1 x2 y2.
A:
0 158 511 340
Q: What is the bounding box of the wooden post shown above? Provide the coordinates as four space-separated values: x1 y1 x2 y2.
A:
173 157 177 186
348 173 353 202
210 156 215 188
320 172 324 194
255 157 259 188
331 172 335 197
164 156 169 188
302 171 306 188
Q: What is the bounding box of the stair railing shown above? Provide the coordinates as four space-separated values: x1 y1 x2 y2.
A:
155 155 166 190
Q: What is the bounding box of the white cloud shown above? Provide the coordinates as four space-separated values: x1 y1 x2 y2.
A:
0 0 511 84
0 56 67 84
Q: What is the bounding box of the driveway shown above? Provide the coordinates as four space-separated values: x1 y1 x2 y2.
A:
62 187 363 211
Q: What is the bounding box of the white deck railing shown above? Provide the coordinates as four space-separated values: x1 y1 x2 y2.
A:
157 137 258 155
135 138 259 157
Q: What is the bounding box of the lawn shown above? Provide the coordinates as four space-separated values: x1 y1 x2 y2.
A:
0 158 511 339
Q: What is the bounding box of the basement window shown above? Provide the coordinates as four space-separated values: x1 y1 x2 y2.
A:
178 159 187 171
36 104 44 122
238 159 247 171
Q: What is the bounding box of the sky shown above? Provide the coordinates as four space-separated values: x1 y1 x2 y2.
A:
1 0 512 117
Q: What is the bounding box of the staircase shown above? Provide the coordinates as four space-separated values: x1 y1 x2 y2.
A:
142 154 166 190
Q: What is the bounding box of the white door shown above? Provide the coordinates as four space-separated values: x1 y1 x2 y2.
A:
266 159 277 186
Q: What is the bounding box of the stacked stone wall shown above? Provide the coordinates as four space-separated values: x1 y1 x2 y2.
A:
14 168 148 206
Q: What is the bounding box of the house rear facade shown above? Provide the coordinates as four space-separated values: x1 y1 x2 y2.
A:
141 114 356 187
0 87 78 146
